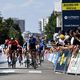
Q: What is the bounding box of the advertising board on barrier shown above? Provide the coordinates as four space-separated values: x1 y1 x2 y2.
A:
55 50 70 73
51 52 59 66
47 52 59 67
67 50 80 74
48 53 54 62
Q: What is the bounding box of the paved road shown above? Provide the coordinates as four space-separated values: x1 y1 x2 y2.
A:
0 60 80 80
0 53 80 80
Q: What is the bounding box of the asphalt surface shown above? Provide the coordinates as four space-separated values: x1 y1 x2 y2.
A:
0 54 80 80
0 61 80 80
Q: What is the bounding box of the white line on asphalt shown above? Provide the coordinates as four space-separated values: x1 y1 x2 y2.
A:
28 70 42 73
2 69 15 73
55 72 63 74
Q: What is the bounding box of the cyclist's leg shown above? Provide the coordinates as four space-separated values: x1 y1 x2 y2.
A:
34 49 38 68
7 49 12 67
36 50 39 65
39 50 43 65
12 50 17 68
30 49 33 65
41 50 44 61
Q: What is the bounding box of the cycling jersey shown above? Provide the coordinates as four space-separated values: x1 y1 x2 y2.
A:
9 40 18 50
29 37 36 50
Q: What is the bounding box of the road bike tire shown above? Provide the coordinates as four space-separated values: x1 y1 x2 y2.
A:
11 51 17 68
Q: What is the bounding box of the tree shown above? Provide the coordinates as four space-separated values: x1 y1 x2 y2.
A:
9 27 18 38
0 17 24 45
44 11 57 39
4 18 14 28
13 24 21 33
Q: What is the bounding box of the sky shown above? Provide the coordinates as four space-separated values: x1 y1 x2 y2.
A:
0 0 61 33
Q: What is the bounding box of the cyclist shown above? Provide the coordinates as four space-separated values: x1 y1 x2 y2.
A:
29 35 36 51
38 40 45 64
29 35 37 68
9 38 18 52
7 37 19 66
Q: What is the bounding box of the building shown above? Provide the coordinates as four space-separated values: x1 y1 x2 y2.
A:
54 12 62 28
39 19 43 32
12 18 25 33
53 0 62 28
39 0 62 33
54 0 62 12
53 0 62 32
39 17 49 33
53 11 62 32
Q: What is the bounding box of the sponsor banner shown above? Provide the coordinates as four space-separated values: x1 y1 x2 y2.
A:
47 52 59 66
63 10 80 28
67 50 80 74
0 53 7 63
47 53 54 62
62 3 80 10
55 50 70 73
51 52 59 66
62 0 80 3
62 0 80 31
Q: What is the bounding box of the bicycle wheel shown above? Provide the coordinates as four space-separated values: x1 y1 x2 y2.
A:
19 56 22 66
33 58 37 69
32 52 37 69
12 51 17 68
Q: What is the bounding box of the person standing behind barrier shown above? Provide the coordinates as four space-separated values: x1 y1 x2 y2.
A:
4 38 10 55
57 34 65 46
44 47 50 60
60 29 80 57
5 39 10 49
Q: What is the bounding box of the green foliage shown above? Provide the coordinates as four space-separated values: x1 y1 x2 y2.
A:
44 11 56 39
4 18 14 28
0 18 24 45
9 27 18 39
13 24 21 33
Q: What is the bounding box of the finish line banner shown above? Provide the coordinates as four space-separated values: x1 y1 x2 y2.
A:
62 0 80 32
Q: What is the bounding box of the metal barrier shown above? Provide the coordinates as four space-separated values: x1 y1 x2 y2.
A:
54 49 71 73
67 49 80 75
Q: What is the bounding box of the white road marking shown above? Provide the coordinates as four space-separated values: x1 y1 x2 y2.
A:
55 72 63 74
2 69 15 73
28 70 42 73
